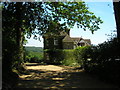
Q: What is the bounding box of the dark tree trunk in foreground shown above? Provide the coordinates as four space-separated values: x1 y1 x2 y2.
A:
15 2 24 69
113 1 120 41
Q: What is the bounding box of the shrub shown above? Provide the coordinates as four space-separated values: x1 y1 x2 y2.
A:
61 50 79 66
80 38 120 85
74 46 92 67
44 49 79 66
44 49 63 64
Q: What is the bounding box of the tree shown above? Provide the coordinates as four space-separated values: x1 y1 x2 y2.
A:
2 2 103 71
113 1 120 41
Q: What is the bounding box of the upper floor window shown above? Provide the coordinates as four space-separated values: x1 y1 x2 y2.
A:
54 38 58 46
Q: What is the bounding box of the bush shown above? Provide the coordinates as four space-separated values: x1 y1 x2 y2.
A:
61 50 79 66
44 49 79 66
79 38 120 85
44 49 63 64
74 46 92 66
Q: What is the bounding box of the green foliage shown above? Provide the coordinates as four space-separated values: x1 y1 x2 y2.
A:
2 2 103 39
61 50 79 66
45 2 103 33
74 46 92 66
24 47 44 63
77 38 120 84
44 49 80 66
44 49 64 64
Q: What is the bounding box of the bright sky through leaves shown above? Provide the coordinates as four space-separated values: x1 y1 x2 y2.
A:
25 1 116 47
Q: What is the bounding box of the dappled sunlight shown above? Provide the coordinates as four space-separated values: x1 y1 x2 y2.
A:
52 78 66 80
19 75 32 79
16 63 118 89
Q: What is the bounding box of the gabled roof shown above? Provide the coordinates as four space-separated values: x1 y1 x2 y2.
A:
84 39 91 43
78 39 91 46
79 40 85 43
71 37 82 42
62 35 74 42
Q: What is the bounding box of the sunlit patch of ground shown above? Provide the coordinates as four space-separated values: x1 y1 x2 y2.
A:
26 65 65 71
16 63 119 89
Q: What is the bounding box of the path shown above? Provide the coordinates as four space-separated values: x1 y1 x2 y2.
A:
16 63 119 89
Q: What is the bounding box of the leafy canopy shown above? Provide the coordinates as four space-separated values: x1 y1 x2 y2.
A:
2 2 103 39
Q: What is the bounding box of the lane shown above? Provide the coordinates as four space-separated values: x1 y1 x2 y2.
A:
16 63 119 89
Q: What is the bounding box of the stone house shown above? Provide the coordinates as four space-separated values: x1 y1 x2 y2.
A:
43 30 91 50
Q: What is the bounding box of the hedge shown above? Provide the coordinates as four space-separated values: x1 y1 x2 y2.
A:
44 49 80 66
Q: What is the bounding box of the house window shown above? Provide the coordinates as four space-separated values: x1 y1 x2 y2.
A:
54 38 58 46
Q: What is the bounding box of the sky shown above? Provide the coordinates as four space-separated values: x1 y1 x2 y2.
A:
24 1 116 47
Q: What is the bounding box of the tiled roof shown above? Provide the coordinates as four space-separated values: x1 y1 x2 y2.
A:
62 35 74 42
84 39 91 43
62 35 91 45
71 37 82 42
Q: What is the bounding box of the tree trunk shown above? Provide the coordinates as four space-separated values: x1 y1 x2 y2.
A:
113 1 120 41
15 2 24 69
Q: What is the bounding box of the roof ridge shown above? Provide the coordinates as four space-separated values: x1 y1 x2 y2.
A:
71 37 82 38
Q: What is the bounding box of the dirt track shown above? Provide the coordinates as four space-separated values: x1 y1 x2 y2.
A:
16 63 119 89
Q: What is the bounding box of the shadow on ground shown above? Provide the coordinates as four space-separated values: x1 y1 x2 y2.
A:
16 64 119 89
